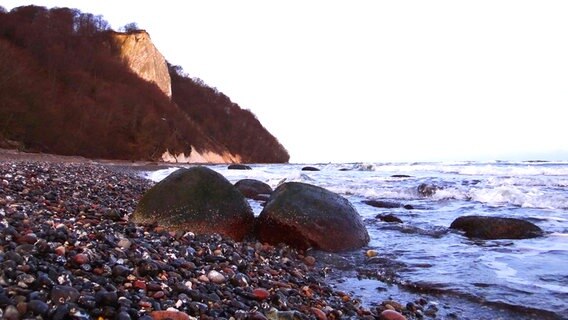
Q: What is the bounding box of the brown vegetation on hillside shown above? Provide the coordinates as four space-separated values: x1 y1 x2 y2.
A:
169 65 290 163
0 5 289 163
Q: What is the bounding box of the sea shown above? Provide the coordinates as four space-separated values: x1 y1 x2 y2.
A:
143 161 568 320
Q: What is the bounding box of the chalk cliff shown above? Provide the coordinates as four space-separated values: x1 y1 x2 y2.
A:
111 30 172 98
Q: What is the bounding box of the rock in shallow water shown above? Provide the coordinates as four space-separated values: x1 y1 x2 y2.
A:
234 179 273 199
256 182 369 252
450 215 543 240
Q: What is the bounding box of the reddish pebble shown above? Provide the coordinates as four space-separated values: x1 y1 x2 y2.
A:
72 253 89 265
150 310 190 320
133 280 147 290
138 301 152 308
380 310 407 320
54 246 66 256
252 288 270 300
17 234 37 244
93 267 104 275
304 256 316 266
311 307 327 320
153 291 165 299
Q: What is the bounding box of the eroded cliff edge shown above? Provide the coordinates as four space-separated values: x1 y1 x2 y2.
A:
110 30 172 98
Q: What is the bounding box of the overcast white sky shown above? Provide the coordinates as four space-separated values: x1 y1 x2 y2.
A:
4 1 568 163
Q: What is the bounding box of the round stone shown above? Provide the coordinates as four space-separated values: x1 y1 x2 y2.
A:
207 270 225 284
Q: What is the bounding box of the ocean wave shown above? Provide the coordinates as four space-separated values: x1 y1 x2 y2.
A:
143 167 181 182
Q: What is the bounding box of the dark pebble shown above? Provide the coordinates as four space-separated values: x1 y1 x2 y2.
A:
112 265 130 277
3 305 20 320
95 290 118 306
138 260 160 277
28 299 49 315
51 285 80 305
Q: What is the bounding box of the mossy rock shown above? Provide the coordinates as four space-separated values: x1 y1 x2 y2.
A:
131 166 254 240
256 182 369 252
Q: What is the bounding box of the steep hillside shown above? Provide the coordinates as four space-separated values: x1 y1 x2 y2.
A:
0 5 289 163
169 65 290 164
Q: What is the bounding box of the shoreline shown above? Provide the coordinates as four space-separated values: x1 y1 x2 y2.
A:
0 158 418 319
2 151 561 319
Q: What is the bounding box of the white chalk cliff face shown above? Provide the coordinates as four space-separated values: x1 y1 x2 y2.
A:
111 30 172 98
161 148 242 164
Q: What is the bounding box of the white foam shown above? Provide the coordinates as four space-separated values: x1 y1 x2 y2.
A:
484 260 518 278
550 232 568 237
469 185 568 209
144 167 182 182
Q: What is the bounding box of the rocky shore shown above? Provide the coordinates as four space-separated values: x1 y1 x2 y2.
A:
0 159 424 319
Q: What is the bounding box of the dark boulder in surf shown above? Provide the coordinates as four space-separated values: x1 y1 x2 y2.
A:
235 179 273 200
256 182 370 252
376 214 403 224
364 200 413 210
450 215 543 240
131 167 254 241
363 200 404 209
417 183 439 197
228 164 252 170
301 166 320 171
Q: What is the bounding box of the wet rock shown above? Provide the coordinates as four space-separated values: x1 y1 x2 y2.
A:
417 183 439 197
131 166 254 241
150 310 191 320
391 175 411 178
376 214 403 224
380 309 407 320
252 288 270 300
228 164 252 170
235 179 273 199
450 215 543 239
301 166 320 171
256 182 369 252
366 250 378 258
363 200 402 209
28 299 49 315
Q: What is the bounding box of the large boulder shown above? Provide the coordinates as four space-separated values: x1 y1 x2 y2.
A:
131 167 254 241
234 179 273 200
450 215 543 240
256 182 369 252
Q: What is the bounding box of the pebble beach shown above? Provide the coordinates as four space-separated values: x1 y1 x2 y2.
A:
0 154 425 320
